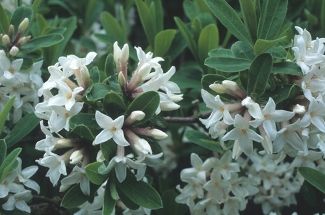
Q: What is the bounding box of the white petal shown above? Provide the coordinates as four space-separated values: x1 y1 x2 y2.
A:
95 111 113 129
115 162 127 183
113 129 129 146
93 130 113 145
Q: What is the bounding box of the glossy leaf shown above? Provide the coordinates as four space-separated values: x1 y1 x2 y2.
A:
198 24 219 62
85 162 108 185
100 11 126 44
0 148 21 181
154 29 177 56
10 6 33 29
205 56 251 72
0 4 10 33
103 185 116 215
0 97 15 134
21 34 63 52
185 130 223 152
299 167 325 194
174 17 197 58
257 0 288 39
272 62 303 76
247 53 273 97
5 113 40 148
253 36 287 55
204 0 252 43
239 0 257 40
61 185 88 208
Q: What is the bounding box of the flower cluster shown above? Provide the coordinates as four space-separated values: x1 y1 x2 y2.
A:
0 50 43 123
176 152 258 215
35 52 96 188
0 158 39 213
243 152 304 214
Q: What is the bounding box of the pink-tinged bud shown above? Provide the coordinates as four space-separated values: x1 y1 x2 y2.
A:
1 34 10 46
293 104 305 114
222 80 245 98
118 71 126 87
18 18 29 34
9 46 19 56
148 129 168 140
125 111 146 125
74 66 90 89
69 149 84 164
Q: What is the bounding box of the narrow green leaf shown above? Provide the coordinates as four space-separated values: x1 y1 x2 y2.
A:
198 24 219 62
21 34 63 52
204 0 252 43
5 113 40 148
85 0 104 29
0 139 7 166
239 0 257 40
247 53 273 97
154 29 177 57
174 17 198 58
10 6 33 29
61 185 88 208
0 148 21 181
205 56 251 72
185 130 223 152
257 0 288 39
272 62 303 76
103 185 116 215
100 11 126 44
253 36 287 55
104 53 114 78
126 91 160 121
0 97 15 134
231 41 255 59
116 173 163 209
299 167 325 193
208 48 233 57
85 162 108 185
0 4 10 33
135 0 156 47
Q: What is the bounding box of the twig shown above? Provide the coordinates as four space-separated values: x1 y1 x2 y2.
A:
163 112 211 123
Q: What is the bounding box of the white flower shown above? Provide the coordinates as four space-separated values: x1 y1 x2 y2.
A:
0 50 23 80
60 166 90 196
16 158 40 194
36 152 67 186
301 98 325 132
113 42 129 69
222 114 263 156
93 111 129 146
2 190 32 213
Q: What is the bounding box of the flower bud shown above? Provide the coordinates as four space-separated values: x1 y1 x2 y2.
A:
134 138 152 155
222 80 239 91
53 138 74 150
147 128 168 140
18 18 29 34
8 25 15 37
70 149 84 164
125 111 145 125
74 66 90 89
160 102 180 111
118 71 126 87
1 34 10 46
209 83 226 94
113 41 129 67
9 46 19 56
17 36 31 46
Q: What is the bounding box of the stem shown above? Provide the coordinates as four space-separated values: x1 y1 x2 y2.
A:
163 112 211 123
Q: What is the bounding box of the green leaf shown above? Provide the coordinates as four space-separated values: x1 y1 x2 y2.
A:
85 0 104 29
257 0 288 39
100 140 117 161
85 162 108 185
21 33 63 52
86 83 110 101
154 29 177 57
201 74 227 92
253 36 287 55
103 92 126 118
89 66 100 83
0 139 7 166
116 173 163 209
70 113 98 140
174 17 197 58
135 0 156 47
184 130 223 152
5 113 40 148
10 6 33 30
198 24 219 62
126 91 160 121
247 53 273 97
205 56 251 72
104 53 114 78
0 148 21 181
204 0 252 44
100 11 126 44
239 0 257 40
231 41 255 59
0 4 10 33
61 185 88 209
0 97 15 134
272 62 303 76
208 48 233 57
272 84 300 104
103 185 116 215
299 167 325 193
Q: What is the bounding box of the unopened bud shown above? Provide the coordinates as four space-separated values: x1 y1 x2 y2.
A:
70 149 84 164
17 36 31 46
160 101 180 111
1 34 10 46
118 71 126 87
125 111 145 125
148 129 168 140
74 66 90 89
113 41 129 66
9 46 19 56
222 80 239 91
53 138 74 150
18 18 29 34
209 83 226 94
293 104 305 114
126 130 152 155
8 25 15 37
